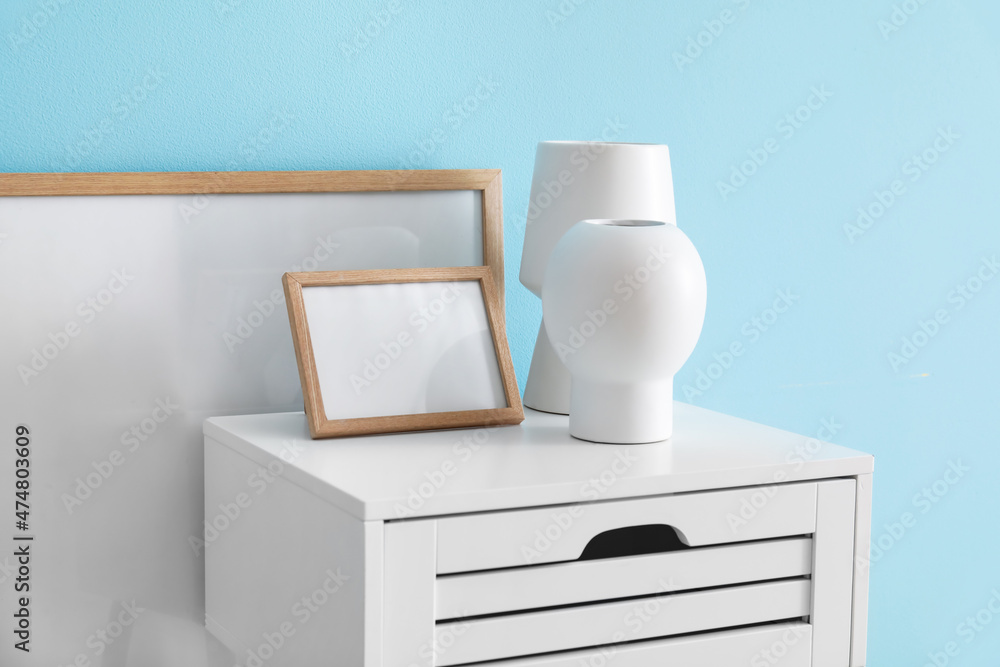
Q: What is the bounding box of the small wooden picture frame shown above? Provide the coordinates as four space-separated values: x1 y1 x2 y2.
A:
283 266 523 438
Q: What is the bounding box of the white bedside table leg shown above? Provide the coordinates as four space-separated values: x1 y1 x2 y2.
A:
851 473 873 667
364 521 385 667
811 479 857 666
203 438 372 666
384 520 437 667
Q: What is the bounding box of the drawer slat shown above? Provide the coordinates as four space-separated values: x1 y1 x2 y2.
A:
436 482 818 574
436 536 812 619
460 622 813 667
435 579 811 666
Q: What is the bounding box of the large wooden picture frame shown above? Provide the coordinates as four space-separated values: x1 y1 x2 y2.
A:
283 266 523 438
0 168 506 310
0 168 512 649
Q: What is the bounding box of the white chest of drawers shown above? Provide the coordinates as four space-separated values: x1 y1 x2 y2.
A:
203 404 873 667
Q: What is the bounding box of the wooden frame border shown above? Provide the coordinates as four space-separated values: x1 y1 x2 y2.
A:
282 266 523 439
0 169 505 310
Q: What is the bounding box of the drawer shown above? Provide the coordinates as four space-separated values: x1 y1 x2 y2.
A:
436 579 811 666
437 536 812 618
383 479 857 667
466 622 813 667
436 481 818 573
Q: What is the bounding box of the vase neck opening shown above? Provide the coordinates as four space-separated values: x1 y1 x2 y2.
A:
583 219 667 228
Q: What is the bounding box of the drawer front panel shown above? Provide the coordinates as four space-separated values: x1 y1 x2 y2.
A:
436 482 818 574
435 579 812 666
471 622 813 667
436 536 812 619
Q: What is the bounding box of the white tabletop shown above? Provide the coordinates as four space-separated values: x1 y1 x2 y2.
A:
204 403 873 521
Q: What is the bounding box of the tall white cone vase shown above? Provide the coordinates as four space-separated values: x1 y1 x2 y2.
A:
519 141 676 414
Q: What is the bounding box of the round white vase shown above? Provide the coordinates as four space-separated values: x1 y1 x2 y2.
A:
542 219 707 444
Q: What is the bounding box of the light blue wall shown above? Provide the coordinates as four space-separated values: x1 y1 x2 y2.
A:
4 0 1000 663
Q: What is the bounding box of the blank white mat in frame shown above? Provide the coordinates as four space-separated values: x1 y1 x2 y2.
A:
302 280 507 419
